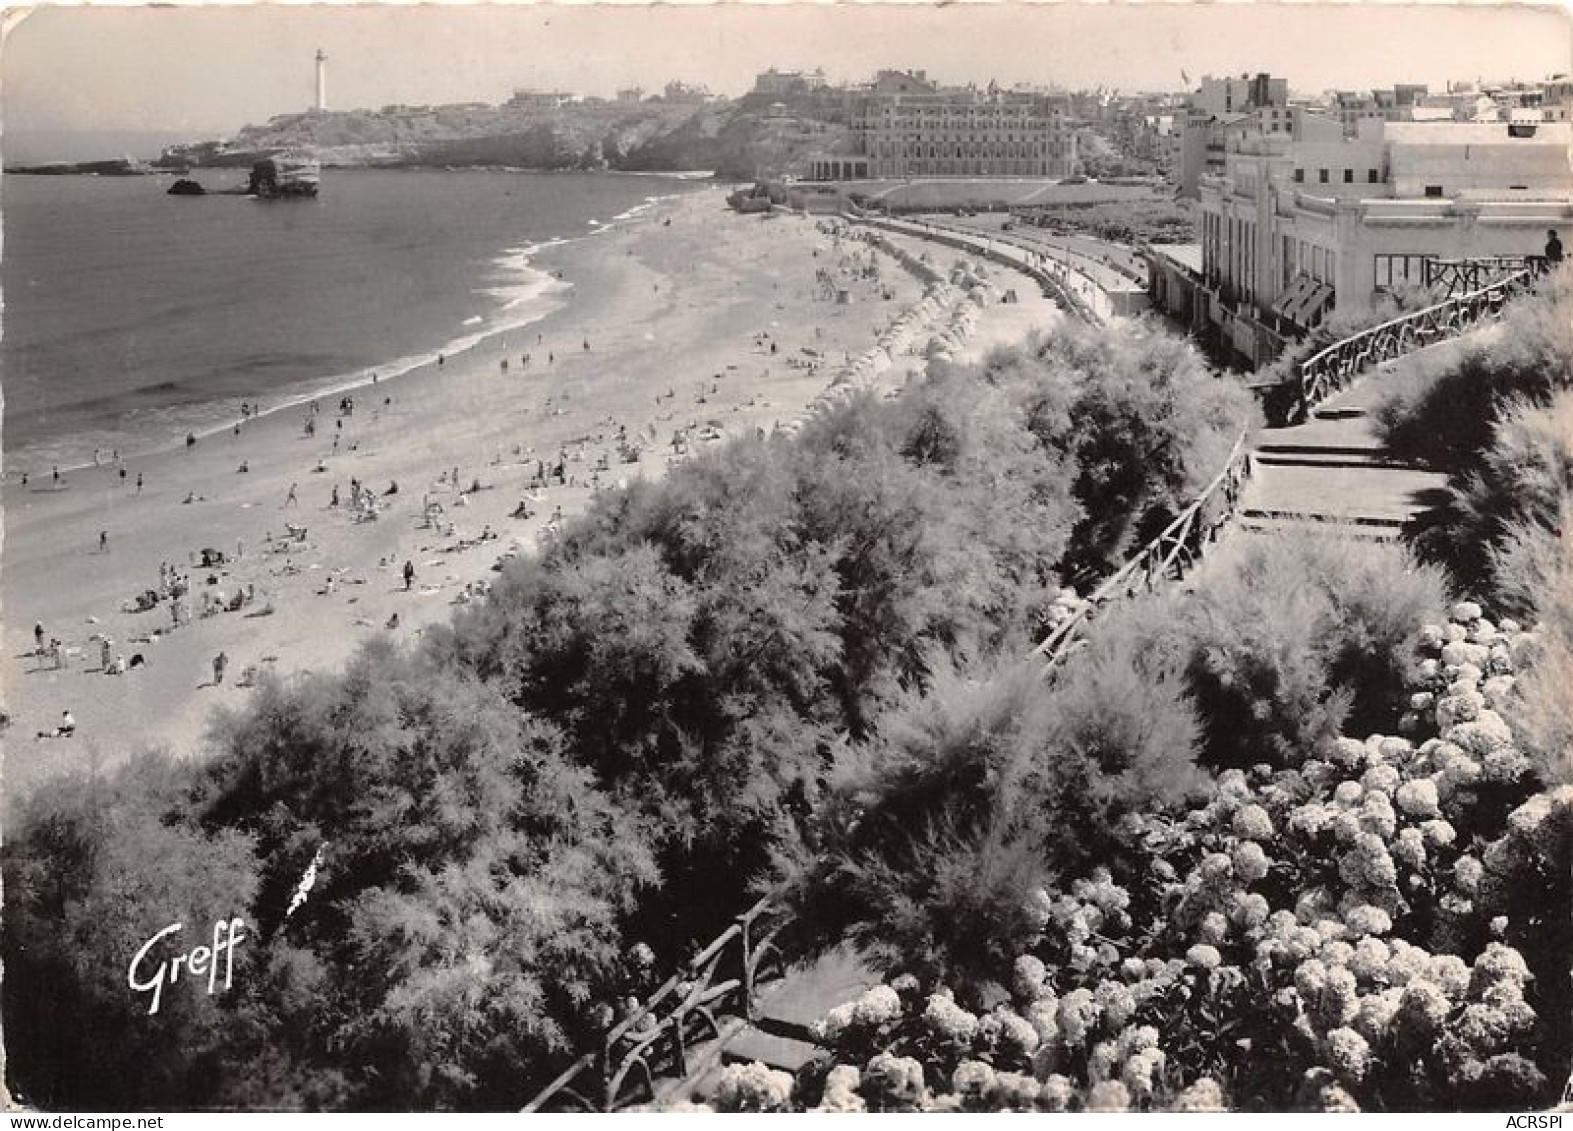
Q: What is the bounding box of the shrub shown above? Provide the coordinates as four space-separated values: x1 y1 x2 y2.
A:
982 320 1258 578
796 604 1566 1112
1163 535 1450 768
1409 389 1573 599
1373 268 1573 469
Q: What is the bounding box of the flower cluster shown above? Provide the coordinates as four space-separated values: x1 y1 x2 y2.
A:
780 601 1564 1113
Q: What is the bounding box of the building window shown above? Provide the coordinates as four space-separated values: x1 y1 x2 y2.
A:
1343 169 1354 183
1368 169 1380 183
1319 169 1329 184
1374 253 1433 291
1424 185 1443 198
1293 168 1304 183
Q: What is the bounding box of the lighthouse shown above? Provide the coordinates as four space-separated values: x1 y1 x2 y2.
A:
315 49 327 112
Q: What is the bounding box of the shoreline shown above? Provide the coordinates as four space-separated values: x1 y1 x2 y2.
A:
3 189 699 478
1 190 1062 802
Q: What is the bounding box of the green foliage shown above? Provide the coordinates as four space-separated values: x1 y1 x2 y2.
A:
981 320 1257 578
3 754 261 1109
795 640 1207 989
1373 269 1573 469
1410 390 1573 599
1162 536 1449 769
1503 523 1573 787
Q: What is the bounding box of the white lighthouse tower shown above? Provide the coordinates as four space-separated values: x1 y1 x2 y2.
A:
315 48 327 112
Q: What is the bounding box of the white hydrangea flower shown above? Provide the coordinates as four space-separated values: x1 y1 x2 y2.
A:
1013 955 1048 1002
1349 937 1391 982
1232 803 1274 841
1395 778 1441 819
1333 780 1365 806
1472 942 1531 988
1056 987 1100 1048
1452 854 1484 895
1121 1047 1166 1099
1186 943 1223 970
1086 1080 1131 1112
1481 746 1532 783
1172 1077 1227 1112
1354 987 1402 1043
1330 738 1369 770
852 984 903 1028
995 1009 1040 1058
1429 954 1470 1000
1421 818 1457 848
1343 904 1393 936
950 1059 995 1099
1391 827 1426 870
1450 601 1483 623
714 1061 796 1112
1037 1074 1074 1112
1361 764 1402 795
1232 841 1271 884
1325 1027 1371 1082
1447 711 1515 756
923 993 980 1044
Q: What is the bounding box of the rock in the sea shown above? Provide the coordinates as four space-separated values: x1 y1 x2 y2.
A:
167 178 206 196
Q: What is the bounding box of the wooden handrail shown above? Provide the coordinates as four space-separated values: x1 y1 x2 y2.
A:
522 895 781 1112
1282 266 1536 426
1031 429 1252 671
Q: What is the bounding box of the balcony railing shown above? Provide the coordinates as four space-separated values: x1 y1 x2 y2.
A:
1280 260 1545 426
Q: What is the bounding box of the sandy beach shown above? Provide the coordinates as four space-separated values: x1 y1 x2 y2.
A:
1 186 1061 798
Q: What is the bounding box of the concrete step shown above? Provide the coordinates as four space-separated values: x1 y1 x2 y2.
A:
1252 449 1408 470
1236 514 1404 543
1239 463 1449 528
719 1027 824 1075
1313 404 1370 421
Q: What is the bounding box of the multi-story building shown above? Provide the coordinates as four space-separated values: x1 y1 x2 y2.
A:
838 70 1077 180
1543 75 1573 123
1192 73 1289 118
1194 119 1573 365
752 68 829 97
1178 73 1292 198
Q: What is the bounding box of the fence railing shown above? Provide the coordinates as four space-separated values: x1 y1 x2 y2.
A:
1281 265 1540 426
1030 431 1253 671
522 896 789 1113
1424 255 1546 299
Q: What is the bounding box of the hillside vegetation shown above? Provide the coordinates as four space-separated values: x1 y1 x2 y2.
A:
158 92 856 180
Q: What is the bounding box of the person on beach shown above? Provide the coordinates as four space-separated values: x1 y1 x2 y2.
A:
213 652 228 686
285 483 299 508
331 485 341 508
137 473 144 494
52 466 61 486
37 710 75 740
99 530 108 553
100 637 112 671
34 623 45 654
186 432 196 449
21 472 28 487
403 560 416 591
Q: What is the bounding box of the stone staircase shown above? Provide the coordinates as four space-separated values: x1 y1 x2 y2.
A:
1237 364 1450 543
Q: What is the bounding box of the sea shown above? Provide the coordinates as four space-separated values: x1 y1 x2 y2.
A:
1 167 704 474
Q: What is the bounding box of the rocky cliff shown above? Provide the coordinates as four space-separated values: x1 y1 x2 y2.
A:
157 94 854 180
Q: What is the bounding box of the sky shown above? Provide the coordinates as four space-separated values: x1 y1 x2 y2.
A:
3 1 1570 159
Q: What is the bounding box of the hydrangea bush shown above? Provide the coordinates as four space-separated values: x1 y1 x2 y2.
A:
781 602 1571 1111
